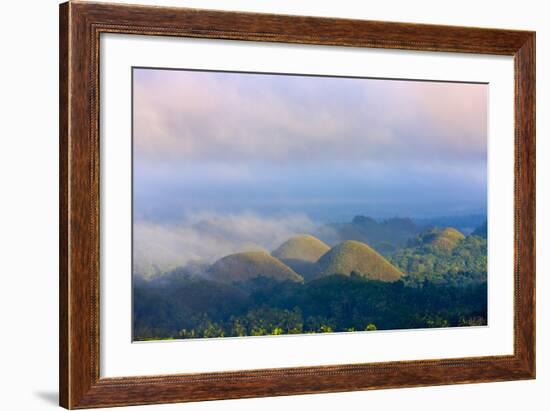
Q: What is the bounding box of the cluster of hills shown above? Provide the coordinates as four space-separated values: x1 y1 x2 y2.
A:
140 215 488 286
202 217 486 286
205 235 406 285
315 214 486 255
133 216 488 340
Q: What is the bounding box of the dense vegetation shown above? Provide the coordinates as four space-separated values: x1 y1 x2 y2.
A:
133 218 488 340
390 234 487 287
134 274 487 340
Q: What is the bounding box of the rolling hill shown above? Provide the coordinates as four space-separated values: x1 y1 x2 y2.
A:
207 251 304 284
272 234 330 262
418 227 465 251
317 240 403 281
271 235 330 281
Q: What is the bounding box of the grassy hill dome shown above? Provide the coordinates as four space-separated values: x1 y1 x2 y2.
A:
272 235 330 262
208 251 303 284
426 227 465 251
271 235 330 282
317 240 403 282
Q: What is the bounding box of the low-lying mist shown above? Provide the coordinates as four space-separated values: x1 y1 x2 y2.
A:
133 212 323 279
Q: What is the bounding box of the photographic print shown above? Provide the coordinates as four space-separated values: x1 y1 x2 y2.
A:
60 5 535 406
132 68 488 341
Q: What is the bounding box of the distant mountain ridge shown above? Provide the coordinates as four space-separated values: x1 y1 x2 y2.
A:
472 220 487 238
317 216 423 254
315 214 487 255
413 214 486 234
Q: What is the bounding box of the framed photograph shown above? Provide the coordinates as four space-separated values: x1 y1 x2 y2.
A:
59 1 535 408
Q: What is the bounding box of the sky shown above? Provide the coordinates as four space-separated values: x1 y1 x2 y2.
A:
132 68 487 272
134 68 487 221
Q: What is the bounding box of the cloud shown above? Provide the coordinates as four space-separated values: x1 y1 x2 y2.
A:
133 69 487 169
133 212 319 278
131 68 488 228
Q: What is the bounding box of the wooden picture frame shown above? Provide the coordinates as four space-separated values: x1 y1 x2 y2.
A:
59 1 535 408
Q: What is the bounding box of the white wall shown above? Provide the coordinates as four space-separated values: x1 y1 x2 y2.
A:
0 0 547 410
